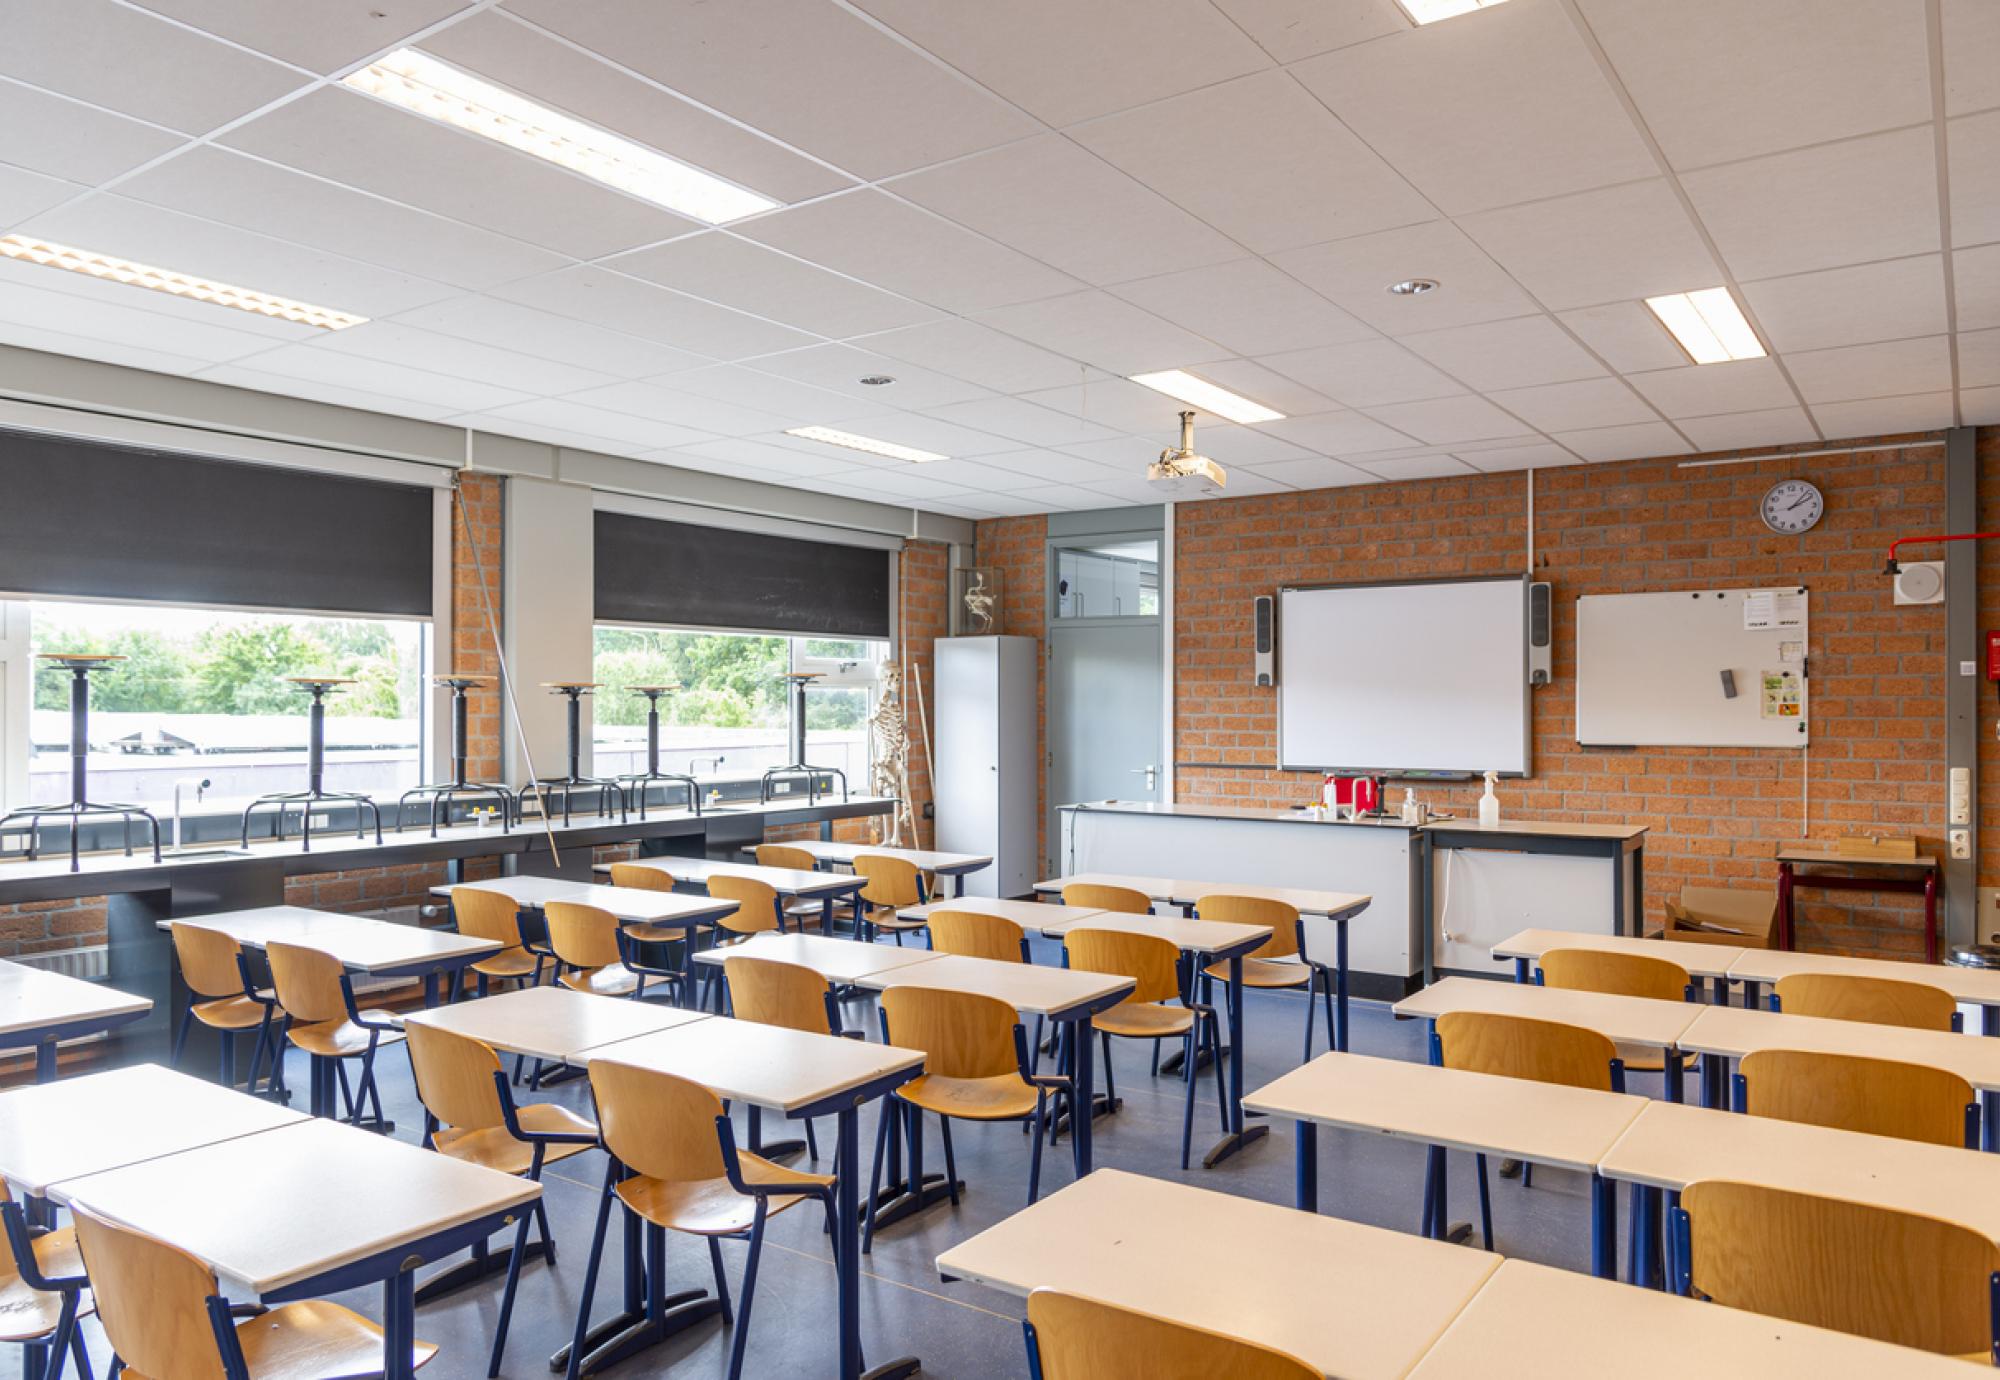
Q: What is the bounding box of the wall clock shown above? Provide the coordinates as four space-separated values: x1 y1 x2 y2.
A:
1760 478 1823 535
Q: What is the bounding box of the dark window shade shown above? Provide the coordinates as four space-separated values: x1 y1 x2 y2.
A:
0 428 434 617
595 511 890 639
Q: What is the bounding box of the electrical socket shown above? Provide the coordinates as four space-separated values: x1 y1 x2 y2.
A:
1983 887 2000 944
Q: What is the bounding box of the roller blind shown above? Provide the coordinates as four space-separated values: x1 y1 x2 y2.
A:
594 511 891 638
0 427 434 616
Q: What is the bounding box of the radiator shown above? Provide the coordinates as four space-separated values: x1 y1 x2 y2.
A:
12 944 111 981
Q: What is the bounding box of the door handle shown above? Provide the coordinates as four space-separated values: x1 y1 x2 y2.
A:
1130 764 1157 791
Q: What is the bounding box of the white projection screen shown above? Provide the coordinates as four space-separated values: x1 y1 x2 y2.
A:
1277 576 1530 776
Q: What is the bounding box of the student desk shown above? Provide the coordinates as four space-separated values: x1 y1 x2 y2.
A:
431 877 737 1003
859 953 1134 1182
1407 1257 1973 1379
0 1063 305 1200
1726 946 2000 1029
1036 870 1372 1061
1599 1099 2000 1247
1491 927 1744 999
53 1116 538 1380
1244 1052 1646 1278
936 1167 1502 1380
1032 909 1273 1168
740 839 994 897
894 897 1103 930
1393 977 1706 1101
1774 845 1940 960
585 1018 926 1380
0 960 151 1081
1675 1003 2000 1146
165 905 497 1007
401 985 708 1065
591 856 863 932
692 930 943 987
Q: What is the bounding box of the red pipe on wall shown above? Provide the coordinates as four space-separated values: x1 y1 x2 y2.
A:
1884 530 2000 574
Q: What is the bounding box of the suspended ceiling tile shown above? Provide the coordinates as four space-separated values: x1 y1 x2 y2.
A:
1107 258 1377 359
1548 420 1691 462
1264 409 1418 456
745 343 995 410
1290 0 1656 215
973 290 1226 377
1555 301 1689 374
0 163 84 229
849 0 1270 128
491 267 814 361
857 318 1106 396
1783 336 1953 404
1577 0 1931 169
1486 377 1660 432
1178 423 1314 468
216 341 536 413
1073 71 1435 255
667 437 860 479
734 189 1081 316
1453 442 1581 472
201 363 464 421
1362 394 1537 445
309 319 616 395
1257 338 1465 408
1808 392 1954 437
924 395 1124 449
389 296 713 380
0 317 215 377
1002 483 1117 511
890 136 1241 288
1207 0 1411 62
115 145 568 292
0 251 317 343
0 0 306 134
1401 316 1606 392
978 449 1130 485
1959 387 2000 425
1269 220 1538 336
1626 358 1800 418
563 380 804 436
0 273 282 364
1238 455 1378 489
418 10 847 206
1183 357 1340 419
1456 179 1720 311
816 465 978 501
1942 0 2000 116
1020 376 1216 434
807 411 1023 458
1673 405 1818 450
222 87 700 259
133 0 474 74
504 0 1038 179
941 489 1079 517
1949 110 2000 249
1353 454 1478 481
1682 126 1941 281
1957 244 2000 331
641 363 881 425
0 79 185 185
884 457 1049 492
1740 256 1949 354
1960 328 2000 388
470 396 717 450
605 232 940 340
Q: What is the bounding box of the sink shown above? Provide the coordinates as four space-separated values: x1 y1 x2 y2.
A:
166 847 256 859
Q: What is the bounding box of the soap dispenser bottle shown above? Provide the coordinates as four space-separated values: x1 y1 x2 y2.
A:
1478 771 1500 829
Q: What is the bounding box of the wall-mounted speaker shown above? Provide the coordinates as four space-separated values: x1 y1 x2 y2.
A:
1528 580 1552 686
1253 595 1275 686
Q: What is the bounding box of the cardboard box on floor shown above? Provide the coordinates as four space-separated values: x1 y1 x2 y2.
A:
1660 884 1778 949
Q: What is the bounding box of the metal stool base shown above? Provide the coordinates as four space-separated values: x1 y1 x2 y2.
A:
241 791 383 852
617 772 702 818
397 783 517 836
0 800 162 873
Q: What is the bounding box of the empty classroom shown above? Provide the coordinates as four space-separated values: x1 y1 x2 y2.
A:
0 2 1996 1376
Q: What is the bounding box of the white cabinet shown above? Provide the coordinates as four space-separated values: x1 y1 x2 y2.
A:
935 636 1037 898
1111 559 1141 616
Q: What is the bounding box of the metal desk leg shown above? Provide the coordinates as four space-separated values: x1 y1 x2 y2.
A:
1663 1050 1684 1104
1071 1016 1096 1176
382 1269 418 1380
1513 957 1530 983
1924 871 1939 964
1985 1007 1999 1154
682 926 702 1011
34 1040 56 1083
1335 918 1350 1053
1590 1172 1617 1279
953 874 967 899
1204 954 1267 1167
423 972 440 1009
1775 861 1795 950
1295 1121 1318 1212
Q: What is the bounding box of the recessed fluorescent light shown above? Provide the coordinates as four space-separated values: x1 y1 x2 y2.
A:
784 426 945 464
1128 370 1284 425
343 48 778 224
1397 0 1509 24
0 235 366 330
1644 287 1766 365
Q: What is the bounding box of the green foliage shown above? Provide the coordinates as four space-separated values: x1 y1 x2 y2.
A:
592 629 788 728
34 628 195 712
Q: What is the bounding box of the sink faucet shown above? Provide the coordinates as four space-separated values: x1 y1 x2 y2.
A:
172 776 211 852
690 756 724 775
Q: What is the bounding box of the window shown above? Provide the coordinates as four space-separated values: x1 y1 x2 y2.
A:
1053 537 1160 619
15 600 427 811
591 625 884 785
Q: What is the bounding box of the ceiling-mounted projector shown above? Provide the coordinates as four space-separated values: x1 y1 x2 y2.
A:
1147 410 1227 498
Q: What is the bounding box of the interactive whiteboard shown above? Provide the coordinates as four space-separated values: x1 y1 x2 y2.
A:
1575 587 1808 748
1277 576 1531 776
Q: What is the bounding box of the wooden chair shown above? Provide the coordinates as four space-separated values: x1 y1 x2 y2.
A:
265 940 404 1126
168 921 281 1097
1735 1047 1979 1148
1064 928 1223 1170
1059 883 1153 915
1672 1180 2000 1362
852 854 929 945
404 1022 597 1376
1537 948 1696 1078
448 886 544 998
606 862 721 959
1021 1287 1316 1380
1194 895 1331 1060
866 987 1065 1251
0 1179 90 1380
1431 1010 1627 1257
569 1062 836 1380
543 902 640 998
754 844 832 931
724 954 852 1160
693 875 785 1010
71 1198 438 1380
927 910 1046 1069
1771 972 1961 1032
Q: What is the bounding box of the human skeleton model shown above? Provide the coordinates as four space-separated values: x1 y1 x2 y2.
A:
869 664 917 844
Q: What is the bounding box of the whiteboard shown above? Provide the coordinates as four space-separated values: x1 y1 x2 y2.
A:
1576 587 1808 748
1277 577 1530 775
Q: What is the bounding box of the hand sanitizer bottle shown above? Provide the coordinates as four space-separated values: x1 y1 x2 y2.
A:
1478 771 1501 829
1401 788 1418 825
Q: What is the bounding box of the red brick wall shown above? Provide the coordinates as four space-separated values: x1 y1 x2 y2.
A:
452 472 506 782
974 516 1049 863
